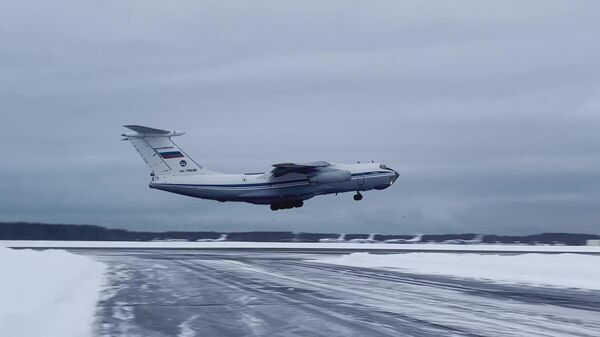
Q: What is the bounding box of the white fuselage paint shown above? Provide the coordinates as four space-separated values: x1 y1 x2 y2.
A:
149 162 398 204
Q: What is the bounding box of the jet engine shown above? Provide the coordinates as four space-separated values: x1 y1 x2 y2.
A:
308 170 351 184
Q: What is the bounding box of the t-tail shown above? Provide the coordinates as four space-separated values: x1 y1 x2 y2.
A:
121 125 214 177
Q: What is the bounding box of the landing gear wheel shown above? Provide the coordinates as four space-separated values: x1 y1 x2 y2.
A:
353 192 363 201
270 200 303 211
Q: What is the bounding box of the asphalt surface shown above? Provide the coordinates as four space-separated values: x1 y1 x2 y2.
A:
84 249 600 337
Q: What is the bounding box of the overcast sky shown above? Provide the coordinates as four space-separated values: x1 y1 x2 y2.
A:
1 1 600 234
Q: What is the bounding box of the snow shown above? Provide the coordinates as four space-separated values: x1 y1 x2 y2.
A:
0 247 106 337
316 252 600 290
2 240 600 254
178 315 199 337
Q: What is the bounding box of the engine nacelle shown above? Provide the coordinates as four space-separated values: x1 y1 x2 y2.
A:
308 170 351 184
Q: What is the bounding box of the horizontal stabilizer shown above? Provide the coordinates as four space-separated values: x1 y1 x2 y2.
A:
122 125 185 138
124 125 171 134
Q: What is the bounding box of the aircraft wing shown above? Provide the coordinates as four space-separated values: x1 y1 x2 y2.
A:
271 161 330 177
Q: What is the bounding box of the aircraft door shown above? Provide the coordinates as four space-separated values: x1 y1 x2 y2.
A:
357 176 365 190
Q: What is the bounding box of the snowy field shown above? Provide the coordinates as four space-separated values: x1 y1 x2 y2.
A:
316 252 600 290
0 247 105 337
2 240 600 253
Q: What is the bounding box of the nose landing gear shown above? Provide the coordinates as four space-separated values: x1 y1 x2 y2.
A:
353 192 363 201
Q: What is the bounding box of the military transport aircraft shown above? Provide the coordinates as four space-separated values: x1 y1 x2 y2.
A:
122 125 399 211
319 234 347 243
348 234 379 243
383 234 423 244
441 234 484 244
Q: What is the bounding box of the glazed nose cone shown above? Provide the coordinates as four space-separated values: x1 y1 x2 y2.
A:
391 169 399 183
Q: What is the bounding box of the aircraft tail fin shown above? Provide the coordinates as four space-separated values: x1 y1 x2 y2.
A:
122 125 213 177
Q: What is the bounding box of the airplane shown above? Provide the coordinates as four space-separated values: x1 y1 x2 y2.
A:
319 233 347 243
441 234 484 244
348 234 378 243
151 238 188 242
383 234 423 244
278 233 312 242
196 233 228 242
122 125 399 210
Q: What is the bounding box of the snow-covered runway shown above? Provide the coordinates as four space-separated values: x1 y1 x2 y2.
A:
86 249 600 337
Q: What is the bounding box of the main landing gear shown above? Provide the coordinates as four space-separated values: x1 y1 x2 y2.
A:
270 200 304 211
353 192 363 201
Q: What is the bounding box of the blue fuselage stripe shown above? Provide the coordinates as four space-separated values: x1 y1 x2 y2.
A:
152 171 394 190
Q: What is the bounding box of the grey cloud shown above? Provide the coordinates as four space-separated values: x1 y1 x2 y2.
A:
2 1 600 234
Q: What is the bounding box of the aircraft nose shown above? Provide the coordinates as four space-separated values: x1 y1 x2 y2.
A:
387 168 399 184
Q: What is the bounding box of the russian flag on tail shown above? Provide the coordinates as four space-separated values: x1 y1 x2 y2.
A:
159 151 184 159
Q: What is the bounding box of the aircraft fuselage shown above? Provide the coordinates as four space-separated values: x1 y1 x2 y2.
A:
150 162 398 206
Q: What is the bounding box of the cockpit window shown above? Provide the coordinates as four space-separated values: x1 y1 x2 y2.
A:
379 164 389 170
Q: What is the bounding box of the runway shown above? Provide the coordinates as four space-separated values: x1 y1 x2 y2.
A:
85 249 600 337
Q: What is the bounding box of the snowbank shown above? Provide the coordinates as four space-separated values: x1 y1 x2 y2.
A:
316 252 600 290
0 247 106 337
2 240 600 254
